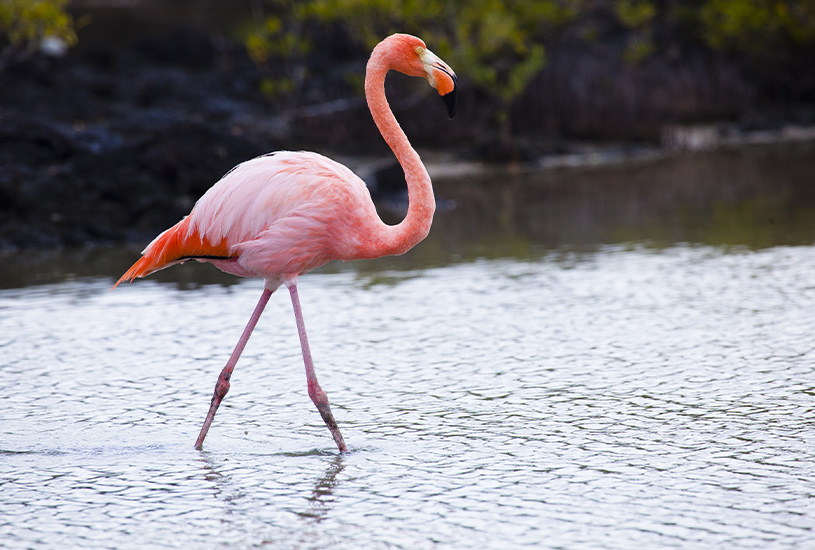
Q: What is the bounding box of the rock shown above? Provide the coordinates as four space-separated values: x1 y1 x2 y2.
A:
0 27 278 251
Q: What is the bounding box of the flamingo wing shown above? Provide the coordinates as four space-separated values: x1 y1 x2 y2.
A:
114 151 375 287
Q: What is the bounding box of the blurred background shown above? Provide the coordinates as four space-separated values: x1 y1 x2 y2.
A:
1 0 814 265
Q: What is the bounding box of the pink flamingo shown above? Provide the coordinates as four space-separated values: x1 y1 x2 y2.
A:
114 34 457 452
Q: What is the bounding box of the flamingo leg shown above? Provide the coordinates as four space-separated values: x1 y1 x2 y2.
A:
288 283 348 452
194 288 273 450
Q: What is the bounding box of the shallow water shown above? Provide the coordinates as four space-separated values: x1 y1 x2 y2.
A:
3 147 815 548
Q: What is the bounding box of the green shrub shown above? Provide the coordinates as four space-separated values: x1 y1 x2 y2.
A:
245 1 815 141
247 0 579 138
614 0 656 28
0 0 76 71
614 0 657 65
696 0 815 59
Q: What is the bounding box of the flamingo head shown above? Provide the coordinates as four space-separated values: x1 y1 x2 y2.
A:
385 34 458 119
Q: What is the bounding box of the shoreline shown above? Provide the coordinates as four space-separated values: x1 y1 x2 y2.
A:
422 124 815 182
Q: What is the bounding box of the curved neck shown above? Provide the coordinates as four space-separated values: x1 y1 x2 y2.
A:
365 46 435 256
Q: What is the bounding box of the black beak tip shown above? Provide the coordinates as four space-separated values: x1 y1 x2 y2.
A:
442 89 457 119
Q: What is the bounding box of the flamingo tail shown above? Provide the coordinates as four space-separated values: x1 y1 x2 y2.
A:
112 217 231 289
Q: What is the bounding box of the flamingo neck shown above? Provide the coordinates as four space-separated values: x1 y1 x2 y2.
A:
365 46 435 256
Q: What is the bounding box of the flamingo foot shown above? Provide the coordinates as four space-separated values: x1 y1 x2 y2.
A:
322 407 348 453
309 382 348 452
194 370 231 450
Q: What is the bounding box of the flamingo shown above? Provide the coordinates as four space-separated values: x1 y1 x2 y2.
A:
114 34 457 452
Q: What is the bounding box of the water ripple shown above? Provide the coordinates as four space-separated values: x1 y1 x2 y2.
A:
2 246 815 548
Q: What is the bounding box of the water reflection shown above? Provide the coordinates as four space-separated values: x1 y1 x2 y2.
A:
298 455 345 521
198 448 345 525
422 141 815 260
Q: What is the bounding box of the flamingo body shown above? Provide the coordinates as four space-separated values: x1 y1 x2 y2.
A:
118 151 387 287
115 33 457 451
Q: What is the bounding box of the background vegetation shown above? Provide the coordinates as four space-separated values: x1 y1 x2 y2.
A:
0 0 76 72
1 0 814 152
245 0 815 150
0 0 813 249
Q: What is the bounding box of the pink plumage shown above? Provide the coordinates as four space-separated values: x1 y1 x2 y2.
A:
115 33 458 452
115 151 378 285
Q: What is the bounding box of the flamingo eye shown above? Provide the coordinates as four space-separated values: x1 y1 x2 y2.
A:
415 46 424 55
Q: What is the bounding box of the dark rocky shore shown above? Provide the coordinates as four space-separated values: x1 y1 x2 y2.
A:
2 8 814 252
1 26 282 250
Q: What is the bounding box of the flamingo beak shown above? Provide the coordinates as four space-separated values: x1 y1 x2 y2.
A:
441 82 457 119
420 48 458 119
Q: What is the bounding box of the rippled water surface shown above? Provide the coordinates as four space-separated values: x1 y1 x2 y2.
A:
3 148 815 549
